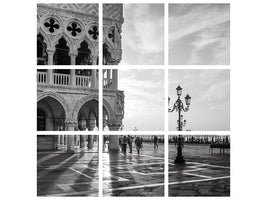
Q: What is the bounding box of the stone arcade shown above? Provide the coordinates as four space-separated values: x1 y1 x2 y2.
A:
37 135 96 153
37 4 99 65
37 4 124 132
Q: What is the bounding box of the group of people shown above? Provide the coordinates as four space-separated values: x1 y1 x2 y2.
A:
119 135 159 155
119 135 143 155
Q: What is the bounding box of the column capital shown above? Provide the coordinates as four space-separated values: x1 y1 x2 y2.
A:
47 48 55 55
107 119 122 131
64 119 78 131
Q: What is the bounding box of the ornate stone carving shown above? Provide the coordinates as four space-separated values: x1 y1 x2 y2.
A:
116 91 124 116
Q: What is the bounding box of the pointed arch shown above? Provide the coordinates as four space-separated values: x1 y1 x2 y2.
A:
37 91 71 120
72 94 99 119
103 98 116 120
52 33 74 54
74 36 96 56
37 29 52 50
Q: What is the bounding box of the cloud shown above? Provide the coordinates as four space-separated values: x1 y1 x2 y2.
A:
168 4 230 65
169 4 230 45
122 4 164 64
187 21 230 64
119 69 165 130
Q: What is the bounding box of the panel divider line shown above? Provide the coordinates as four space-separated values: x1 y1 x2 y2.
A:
98 2 103 198
164 2 169 197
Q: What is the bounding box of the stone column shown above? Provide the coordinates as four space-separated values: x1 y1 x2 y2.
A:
91 69 97 88
70 53 77 65
60 135 64 144
91 55 98 65
80 135 86 148
67 135 75 153
65 119 77 131
88 135 94 149
47 69 53 84
109 135 120 152
47 49 55 65
70 69 75 86
112 69 118 90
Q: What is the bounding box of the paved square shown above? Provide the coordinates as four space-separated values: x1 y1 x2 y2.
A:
37 145 99 196
169 143 230 196
103 142 164 196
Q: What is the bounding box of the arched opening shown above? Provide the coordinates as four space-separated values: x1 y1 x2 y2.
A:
53 37 70 65
103 43 111 65
37 109 46 131
76 41 92 65
37 33 48 65
103 106 110 131
37 96 66 131
77 100 98 131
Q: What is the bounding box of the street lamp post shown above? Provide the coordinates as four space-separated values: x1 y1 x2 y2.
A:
169 85 191 164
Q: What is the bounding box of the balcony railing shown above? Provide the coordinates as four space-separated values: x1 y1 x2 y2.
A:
76 75 92 87
37 71 96 88
37 72 47 84
53 73 70 86
103 78 113 89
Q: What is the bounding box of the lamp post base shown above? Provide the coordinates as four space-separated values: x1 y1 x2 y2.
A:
174 156 185 164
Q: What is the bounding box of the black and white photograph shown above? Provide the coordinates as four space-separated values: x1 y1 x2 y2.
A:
37 69 99 131
169 69 230 131
103 4 164 65
168 135 230 196
37 135 99 196
103 69 164 131
103 135 164 196
4 0 267 199
169 4 230 65
37 3 99 65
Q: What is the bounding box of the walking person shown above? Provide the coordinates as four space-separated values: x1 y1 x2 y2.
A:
122 136 127 154
154 135 158 149
135 136 142 155
127 135 133 154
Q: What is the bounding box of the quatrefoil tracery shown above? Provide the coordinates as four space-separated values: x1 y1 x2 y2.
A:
44 18 60 33
67 22 82 37
88 26 99 40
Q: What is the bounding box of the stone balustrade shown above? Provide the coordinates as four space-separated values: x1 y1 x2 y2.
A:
53 73 70 86
37 71 96 88
76 75 92 87
103 78 113 89
37 72 47 84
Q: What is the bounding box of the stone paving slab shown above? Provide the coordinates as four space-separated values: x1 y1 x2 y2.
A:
103 142 164 196
37 146 99 196
168 143 230 196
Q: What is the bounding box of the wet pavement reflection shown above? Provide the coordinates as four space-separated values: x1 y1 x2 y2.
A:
103 142 164 196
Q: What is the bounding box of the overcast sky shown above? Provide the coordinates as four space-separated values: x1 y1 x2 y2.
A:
169 4 230 65
118 69 164 131
120 4 164 65
169 69 230 131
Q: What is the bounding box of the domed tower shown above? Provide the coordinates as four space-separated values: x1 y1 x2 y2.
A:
37 4 99 65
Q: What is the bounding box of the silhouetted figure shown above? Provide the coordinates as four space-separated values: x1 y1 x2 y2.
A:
121 136 127 154
127 135 133 154
154 135 158 149
135 137 142 155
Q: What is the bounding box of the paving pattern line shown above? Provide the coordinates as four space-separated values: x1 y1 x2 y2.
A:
183 172 212 179
69 167 93 179
104 182 164 192
169 175 230 185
